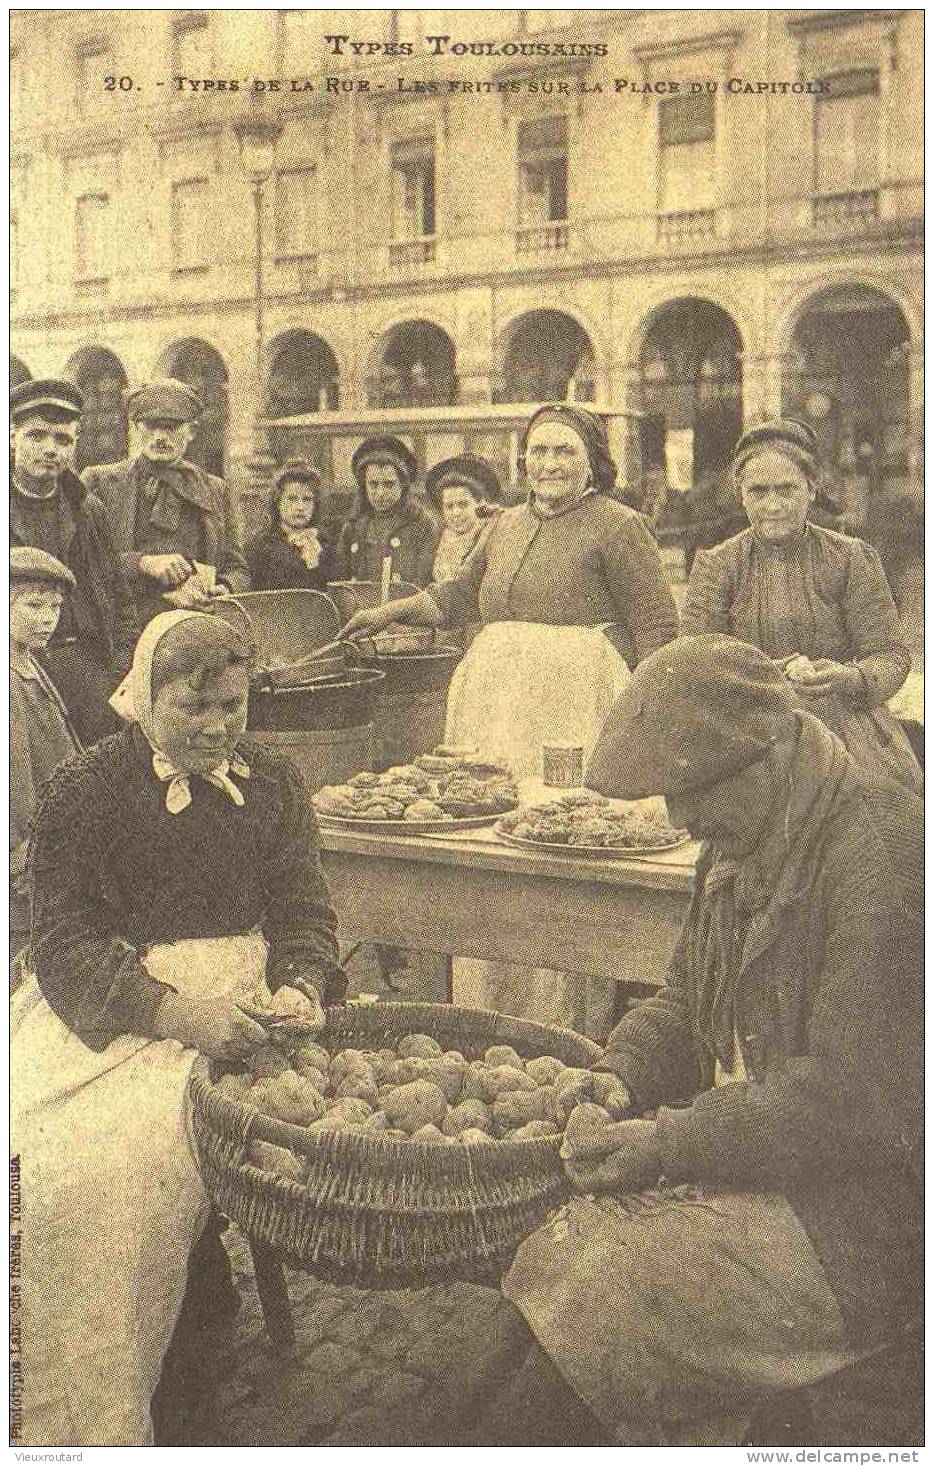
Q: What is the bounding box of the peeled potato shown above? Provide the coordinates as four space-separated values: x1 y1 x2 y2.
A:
398 1033 444 1059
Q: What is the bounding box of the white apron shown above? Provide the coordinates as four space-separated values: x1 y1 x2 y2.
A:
11 931 268 1447
444 622 630 1040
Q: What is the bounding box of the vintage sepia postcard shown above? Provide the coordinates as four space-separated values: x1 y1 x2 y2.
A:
9 6 924 1451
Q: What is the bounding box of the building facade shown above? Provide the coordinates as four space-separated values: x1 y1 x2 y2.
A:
11 7 923 551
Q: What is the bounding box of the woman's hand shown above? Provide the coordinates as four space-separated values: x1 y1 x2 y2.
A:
562 1119 662 1195
788 657 863 701
153 991 269 1060
338 604 400 640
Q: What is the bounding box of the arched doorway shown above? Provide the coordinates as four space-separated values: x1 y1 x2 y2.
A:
158 338 229 477
266 329 340 468
636 298 743 505
781 286 913 554
63 346 128 470
367 321 457 408
498 310 596 403
10 354 31 389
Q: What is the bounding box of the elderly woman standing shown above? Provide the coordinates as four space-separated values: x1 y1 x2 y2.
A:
681 418 921 793
11 610 343 1445
334 435 440 588
341 404 679 1036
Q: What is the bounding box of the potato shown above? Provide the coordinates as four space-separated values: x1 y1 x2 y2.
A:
296 1042 332 1075
460 1062 491 1101
484 1044 523 1068
459 1128 495 1145
294 1063 329 1094
443 1050 466 1067
398 1033 444 1059
478 1065 538 1102
492 1087 553 1133
387 1056 430 1086
362 1110 390 1131
442 1099 493 1136
268 1071 328 1125
330 1048 372 1079
508 1120 560 1140
525 1055 566 1086
560 1102 616 1158
324 1097 373 1125
382 1080 448 1134
333 1072 378 1106
249 1141 306 1181
411 1123 451 1145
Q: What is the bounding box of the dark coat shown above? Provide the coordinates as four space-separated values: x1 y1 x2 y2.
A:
9 467 139 673
82 456 250 618
25 727 342 1050
245 523 334 592
334 496 440 588
599 731 923 1347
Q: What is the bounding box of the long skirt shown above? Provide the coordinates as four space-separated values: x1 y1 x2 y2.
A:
444 621 630 1039
11 931 267 1447
503 1186 859 1446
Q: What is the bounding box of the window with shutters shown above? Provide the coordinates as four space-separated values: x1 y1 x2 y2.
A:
171 177 210 271
391 138 436 240
815 69 880 196
75 192 111 281
276 165 318 259
658 94 715 214
518 115 568 226
173 14 212 76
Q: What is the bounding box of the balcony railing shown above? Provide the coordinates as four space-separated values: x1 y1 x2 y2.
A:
656 209 717 248
388 236 436 272
813 190 879 230
516 220 570 254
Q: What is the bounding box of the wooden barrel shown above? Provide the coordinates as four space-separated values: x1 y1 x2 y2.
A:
249 723 375 798
373 687 449 770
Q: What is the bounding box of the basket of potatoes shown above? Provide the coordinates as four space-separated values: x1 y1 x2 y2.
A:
188 1001 602 1287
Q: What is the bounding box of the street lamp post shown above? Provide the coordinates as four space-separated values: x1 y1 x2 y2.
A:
233 113 284 493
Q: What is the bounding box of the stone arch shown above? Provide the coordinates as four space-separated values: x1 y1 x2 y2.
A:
365 319 457 408
156 337 229 477
63 345 128 470
495 308 599 404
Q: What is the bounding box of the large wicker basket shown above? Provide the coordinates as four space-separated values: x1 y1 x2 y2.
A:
188 1001 600 1288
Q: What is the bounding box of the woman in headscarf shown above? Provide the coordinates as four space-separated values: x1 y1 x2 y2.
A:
334 435 440 588
11 609 343 1446
245 458 334 591
340 404 679 1037
681 418 921 793
426 453 502 584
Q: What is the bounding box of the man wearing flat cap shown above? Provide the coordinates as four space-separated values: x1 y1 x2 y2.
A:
82 377 250 625
10 378 139 743
462 634 921 1445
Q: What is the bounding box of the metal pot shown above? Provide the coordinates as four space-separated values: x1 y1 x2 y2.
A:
249 667 386 732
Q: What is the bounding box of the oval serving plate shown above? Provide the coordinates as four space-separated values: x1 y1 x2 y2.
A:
494 823 691 860
316 809 515 835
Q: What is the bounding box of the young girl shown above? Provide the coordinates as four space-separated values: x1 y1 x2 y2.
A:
335 435 439 588
9 547 82 957
245 458 334 591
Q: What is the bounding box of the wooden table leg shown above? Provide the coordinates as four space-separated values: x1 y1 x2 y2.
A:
249 1241 296 1353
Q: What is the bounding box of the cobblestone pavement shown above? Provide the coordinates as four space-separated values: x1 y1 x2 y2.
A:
161 1229 525 1446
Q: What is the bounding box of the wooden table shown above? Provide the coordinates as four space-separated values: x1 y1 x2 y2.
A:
319 822 699 989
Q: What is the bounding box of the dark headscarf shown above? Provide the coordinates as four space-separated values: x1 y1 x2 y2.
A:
731 417 819 483
424 454 502 513
519 403 618 494
269 458 322 527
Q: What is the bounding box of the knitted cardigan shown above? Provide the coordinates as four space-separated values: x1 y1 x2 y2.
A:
25 727 341 1050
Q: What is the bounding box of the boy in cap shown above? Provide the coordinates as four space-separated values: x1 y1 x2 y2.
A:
10 379 139 742
490 634 923 1445
82 377 249 624
10 547 82 958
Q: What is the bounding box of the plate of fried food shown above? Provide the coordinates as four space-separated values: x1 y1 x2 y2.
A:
313 745 519 831
495 792 689 858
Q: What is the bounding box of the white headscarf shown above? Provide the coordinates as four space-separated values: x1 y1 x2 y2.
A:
109 609 250 814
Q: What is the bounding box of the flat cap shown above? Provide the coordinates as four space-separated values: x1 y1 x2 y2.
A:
351 435 417 486
10 546 77 590
586 634 800 799
425 453 501 509
10 378 84 423
125 378 204 423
